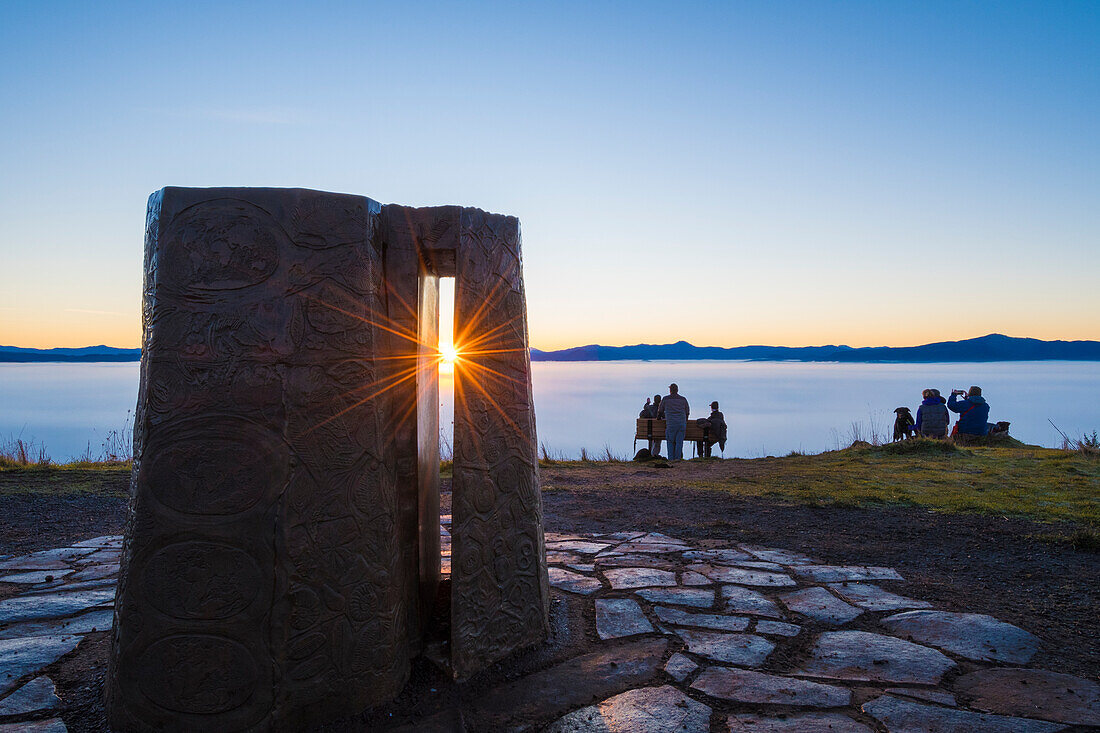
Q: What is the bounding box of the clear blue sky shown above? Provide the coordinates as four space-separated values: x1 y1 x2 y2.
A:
2 1 1097 349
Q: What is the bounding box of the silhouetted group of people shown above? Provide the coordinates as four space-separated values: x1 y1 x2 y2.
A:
639 383 727 460
894 385 992 440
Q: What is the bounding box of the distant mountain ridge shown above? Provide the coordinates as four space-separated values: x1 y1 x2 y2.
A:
0 345 141 362
530 334 1100 363
3 334 1098 363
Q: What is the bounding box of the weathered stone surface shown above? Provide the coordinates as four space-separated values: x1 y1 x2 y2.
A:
603 542 691 554
689 564 795 587
663 652 697 681
885 687 957 706
798 631 955 684
0 570 73 585
546 551 585 565
597 555 676 569
0 635 81 696
720 585 783 618
862 694 1066 732
881 610 1040 664
0 720 69 733
635 587 715 608
739 546 815 565
474 638 669 728
754 620 801 637
726 713 872 732
732 560 785 571
653 606 748 632
635 532 685 545
549 567 604 595
545 685 711 733
0 589 114 625
546 540 611 554
829 582 932 611
595 598 654 639
779 587 863 625
674 629 774 666
64 564 120 583
594 532 645 542
681 570 711 585
602 567 677 590
793 565 904 582
692 667 851 707
0 548 96 572
682 548 754 564
0 675 62 715
567 563 596 573
954 668 1100 726
0 608 115 640
26 578 118 596
72 535 123 548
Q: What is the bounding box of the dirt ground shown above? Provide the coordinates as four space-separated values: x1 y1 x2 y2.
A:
2 459 1098 731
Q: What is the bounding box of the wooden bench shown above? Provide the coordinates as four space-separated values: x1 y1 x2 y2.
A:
634 418 717 457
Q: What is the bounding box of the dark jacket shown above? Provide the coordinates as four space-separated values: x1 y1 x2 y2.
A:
707 409 727 450
639 402 657 419
658 394 690 425
949 394 990 435
915 396 949 436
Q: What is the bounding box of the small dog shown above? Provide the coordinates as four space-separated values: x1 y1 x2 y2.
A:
893 407 916 441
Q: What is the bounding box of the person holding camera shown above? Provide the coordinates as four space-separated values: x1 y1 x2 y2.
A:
949 386 990 437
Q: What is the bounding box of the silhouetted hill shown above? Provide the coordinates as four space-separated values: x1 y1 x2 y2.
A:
530 334 1100 363
0 345 141 362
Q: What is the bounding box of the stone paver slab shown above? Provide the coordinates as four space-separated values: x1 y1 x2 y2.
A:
829 582 932 611
754 620 801 637
954 668 1100 726
548 567 604 595
681 570 711 586
27 577 118 595
62 564 119 583
0 608 115 640
634 532 684 545
602 567 677 590
0 588 115 625
884 687 957 706
0 675 62 715
0 720 68 733
0 570 73 585
595 532 645 542
71 535 123 548
0 635 82 695
682 548 754 564
692 666 851 707
798 630 955 684
689 563 795 587
567 563 595 573
663 652 697 682
474 638 669 728
739 545 816 565
779 587 863 625
882 610 1040 664
596 555 676 569
635 587 714 608
793 565 904 582
595 598 654 639
653 606 749 632
546 551 585 565
602 542 691 555
674 629 774 666
726 713 871 732
546 540 612 554
862 694 1066 733
720 585 783 618
545 684 711 733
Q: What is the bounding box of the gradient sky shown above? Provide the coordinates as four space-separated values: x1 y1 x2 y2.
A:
1 1 1097 351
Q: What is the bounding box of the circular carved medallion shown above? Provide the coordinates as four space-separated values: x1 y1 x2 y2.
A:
142 541 262 620
137 634 258 714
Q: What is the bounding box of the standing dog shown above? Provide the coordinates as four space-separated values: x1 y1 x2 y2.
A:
893 407 916 441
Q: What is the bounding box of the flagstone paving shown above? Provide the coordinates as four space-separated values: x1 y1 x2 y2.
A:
1 529 1097 732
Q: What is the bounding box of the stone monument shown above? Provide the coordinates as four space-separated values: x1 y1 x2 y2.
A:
106 187 549 730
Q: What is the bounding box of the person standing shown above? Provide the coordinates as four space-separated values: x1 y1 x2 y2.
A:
914 388 949 438
949 386 991 437
658 383 690 461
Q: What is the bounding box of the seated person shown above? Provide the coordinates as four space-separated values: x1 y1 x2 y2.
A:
915 388 949 438
639 395 662 457
701 401 727 457
948 386 991 436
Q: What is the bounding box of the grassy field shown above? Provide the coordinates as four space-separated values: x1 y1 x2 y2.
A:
539 440 1100 528
3 441 1097 526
